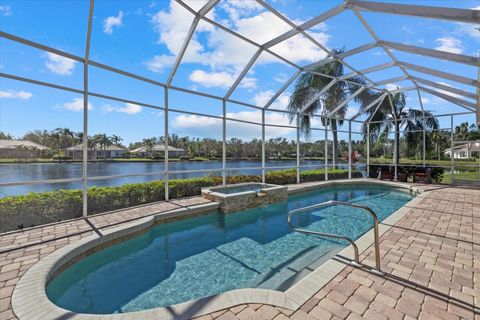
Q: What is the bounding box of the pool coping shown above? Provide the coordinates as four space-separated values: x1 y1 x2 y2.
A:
11 179 425 320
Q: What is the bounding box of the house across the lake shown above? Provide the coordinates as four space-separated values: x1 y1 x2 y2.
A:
0 139 51 158
130 144 186 158
444 141 480 159
66 143 127 159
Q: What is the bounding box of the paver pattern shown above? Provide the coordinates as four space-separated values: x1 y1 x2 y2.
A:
1 184 479 320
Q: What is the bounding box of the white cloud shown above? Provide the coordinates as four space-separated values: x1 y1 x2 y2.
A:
189 70 256 88
145 0 329 88
434 37 464 54
455 25 480 42
385 83 401 91
45 52 76 75
57 98 93 112
103 11 124 35
419 96 431 104
146 1 214 73
274 73 288 83
345 106 359 119
400 25 413 34
0 89 32 100
252 90 290 109
102 103 142 115
435 82 462 99
452 7 479 43
117 103 142 114
0 5 11 16
145 55 176 73
171 110 295 139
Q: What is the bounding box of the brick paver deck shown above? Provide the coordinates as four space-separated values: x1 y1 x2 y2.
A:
1 184 479 320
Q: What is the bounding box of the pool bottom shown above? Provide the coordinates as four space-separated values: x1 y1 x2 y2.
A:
12 180 422 320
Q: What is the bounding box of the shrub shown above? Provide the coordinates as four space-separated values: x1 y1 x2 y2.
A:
0 168 355 232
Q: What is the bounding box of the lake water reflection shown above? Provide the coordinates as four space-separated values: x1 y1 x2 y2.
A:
0 160 366 196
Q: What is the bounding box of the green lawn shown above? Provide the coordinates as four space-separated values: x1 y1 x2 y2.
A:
369 157 479 167
441 171 480 184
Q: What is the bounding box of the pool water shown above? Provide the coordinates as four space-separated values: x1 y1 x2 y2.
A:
47 184 413 314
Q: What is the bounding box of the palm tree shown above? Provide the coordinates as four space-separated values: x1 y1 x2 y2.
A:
91 134 104 159
143 138 155 158
110 134 122 146
455 122 470 141
365 91 439 165
74 132 84 144
287 50 375 165
51 130 61 159
430 130 448 160
53 128 74 158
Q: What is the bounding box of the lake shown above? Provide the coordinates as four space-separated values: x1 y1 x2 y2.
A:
0 160 366 196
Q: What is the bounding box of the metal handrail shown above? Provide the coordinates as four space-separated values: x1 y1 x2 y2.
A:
288 200 382 273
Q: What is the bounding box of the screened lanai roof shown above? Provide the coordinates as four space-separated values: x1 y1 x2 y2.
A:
0 0 479 127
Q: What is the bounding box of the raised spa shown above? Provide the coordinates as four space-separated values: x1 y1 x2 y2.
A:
202 182 288 213
46 183 414 314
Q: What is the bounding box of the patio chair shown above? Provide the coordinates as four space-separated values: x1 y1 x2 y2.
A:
377 166 393 180
413 167 431 184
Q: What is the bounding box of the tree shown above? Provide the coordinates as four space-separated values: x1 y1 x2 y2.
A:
454 122 470 141
287 50 375 166
430 130 448 160
74 132 84 144
142 138 156 158
365 91 439 165
0 132 13 140
53 128 74 159
110 134 123 146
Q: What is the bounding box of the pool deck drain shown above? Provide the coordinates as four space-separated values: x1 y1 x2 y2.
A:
1 179 479 320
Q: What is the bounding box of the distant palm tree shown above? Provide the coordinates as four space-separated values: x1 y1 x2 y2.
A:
430 130 448 160
51 131 61 159
455 122 470 141
53 128 74 158
287 49 376 165
110 134 122 146
143 138 155 158
74 132 84 144
365 91 439 165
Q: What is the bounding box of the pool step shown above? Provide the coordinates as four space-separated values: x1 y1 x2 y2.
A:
256 246 343 291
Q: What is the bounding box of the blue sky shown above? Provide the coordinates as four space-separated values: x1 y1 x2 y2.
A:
0 0 478 144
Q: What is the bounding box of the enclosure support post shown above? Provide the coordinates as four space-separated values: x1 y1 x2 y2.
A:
394 118 398 181
331 122 336 170
222 99 227 186
367 123 370 178
261 109 266 183
417 89 426 167
348 120 352 179
82 0 94 218
296 115 301 184
164 88 169 201
450 115 455 185
423 123 426 168
324 120 328 181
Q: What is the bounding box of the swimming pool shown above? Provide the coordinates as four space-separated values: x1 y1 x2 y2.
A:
46 183 414 314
